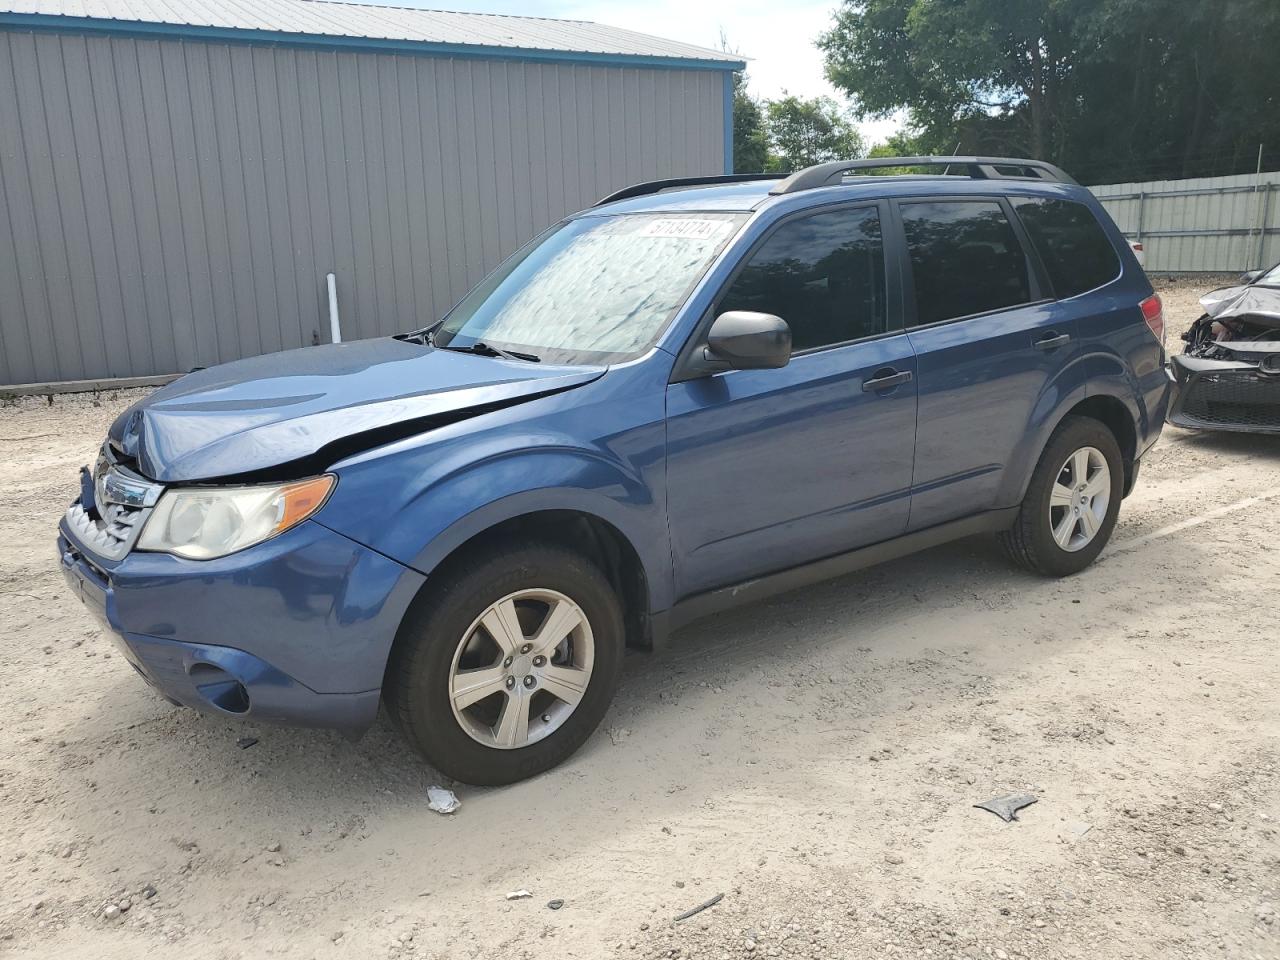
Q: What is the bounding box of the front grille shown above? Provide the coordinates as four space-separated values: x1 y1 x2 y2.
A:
64 446 163 561
1181 371 1280 428
65 499 147 561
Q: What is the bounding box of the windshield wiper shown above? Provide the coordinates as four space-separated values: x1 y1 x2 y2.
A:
440 340 541 363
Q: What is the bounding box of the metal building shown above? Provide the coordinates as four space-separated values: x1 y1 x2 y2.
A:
0 1 742 386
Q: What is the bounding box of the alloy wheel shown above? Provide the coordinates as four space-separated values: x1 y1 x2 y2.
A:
447 588 595 749
1049 446 1111 553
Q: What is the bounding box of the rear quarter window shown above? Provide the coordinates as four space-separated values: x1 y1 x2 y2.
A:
1012 197 1121 298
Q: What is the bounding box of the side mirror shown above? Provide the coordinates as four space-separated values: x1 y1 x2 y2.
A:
704 311 792 370
1240 269 1262 284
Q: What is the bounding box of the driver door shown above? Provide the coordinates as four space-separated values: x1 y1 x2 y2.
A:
664 202 918 599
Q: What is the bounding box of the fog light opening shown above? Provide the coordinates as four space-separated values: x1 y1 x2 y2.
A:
188 662 251 714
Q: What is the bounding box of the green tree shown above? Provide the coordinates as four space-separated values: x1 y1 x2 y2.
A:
818 0 1280 183
763 95 865 172
732 71 770 173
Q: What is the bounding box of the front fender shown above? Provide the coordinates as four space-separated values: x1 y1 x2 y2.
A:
314 376 672 613
395 449 673 612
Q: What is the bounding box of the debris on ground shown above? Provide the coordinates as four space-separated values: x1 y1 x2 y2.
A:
674 893 724 922
505 889 533 901
426 786 460 814
974 792 1038 822
1061 820 1093 840
235 737 258 750
547 898 564 910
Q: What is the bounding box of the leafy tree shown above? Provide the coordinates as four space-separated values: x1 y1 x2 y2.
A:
732 71 770 173
819 0 1280 183
763 95 865 172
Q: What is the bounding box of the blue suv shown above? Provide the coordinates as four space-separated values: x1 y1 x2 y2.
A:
58 157 1172 785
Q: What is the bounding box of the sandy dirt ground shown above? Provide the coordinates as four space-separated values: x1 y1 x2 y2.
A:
1 278 1277 960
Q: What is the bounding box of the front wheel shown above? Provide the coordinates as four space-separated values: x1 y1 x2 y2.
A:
999 416 1124 577
384 543 624 785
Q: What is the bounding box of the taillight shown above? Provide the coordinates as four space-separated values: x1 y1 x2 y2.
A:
1140 293 1164 346
1132 242 1143 252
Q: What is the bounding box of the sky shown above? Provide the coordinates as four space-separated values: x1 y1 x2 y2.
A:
367 0 903 145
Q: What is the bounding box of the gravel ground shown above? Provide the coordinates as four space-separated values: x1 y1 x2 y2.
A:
1 278 1277 960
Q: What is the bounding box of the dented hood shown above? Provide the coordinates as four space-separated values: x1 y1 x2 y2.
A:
1200 283 1280 324
108 338 603 483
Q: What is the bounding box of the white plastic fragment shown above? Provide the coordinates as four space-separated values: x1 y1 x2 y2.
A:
427 786 460 814
505 889 533 901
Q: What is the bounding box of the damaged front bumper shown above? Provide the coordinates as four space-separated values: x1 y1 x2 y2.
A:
1168 352 1280 434
56 512 426 733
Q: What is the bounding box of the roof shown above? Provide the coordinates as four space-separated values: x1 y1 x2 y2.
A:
0 0 745 70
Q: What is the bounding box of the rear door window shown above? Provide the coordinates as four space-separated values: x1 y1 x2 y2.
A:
899 200 1032 325
1012 197 1121 297
718 205 888 351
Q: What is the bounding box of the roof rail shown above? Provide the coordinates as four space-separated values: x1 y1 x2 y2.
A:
768 156 1077 195
596 173 784 206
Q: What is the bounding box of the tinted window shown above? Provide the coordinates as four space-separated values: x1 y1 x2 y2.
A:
719 206 887 351
1013 197 1121 297
901 200 1031 325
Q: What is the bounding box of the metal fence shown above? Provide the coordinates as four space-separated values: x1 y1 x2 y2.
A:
1092 171 1280 274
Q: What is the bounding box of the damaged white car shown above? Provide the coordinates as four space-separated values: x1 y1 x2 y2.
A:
1169 263 1280 433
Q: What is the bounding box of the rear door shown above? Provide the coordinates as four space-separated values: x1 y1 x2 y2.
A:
895 196 1078 530
665 201 917 598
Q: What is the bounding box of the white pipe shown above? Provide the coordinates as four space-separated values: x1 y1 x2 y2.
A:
326 272 342 344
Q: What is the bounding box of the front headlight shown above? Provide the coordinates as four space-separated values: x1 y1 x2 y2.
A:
137 475 336 560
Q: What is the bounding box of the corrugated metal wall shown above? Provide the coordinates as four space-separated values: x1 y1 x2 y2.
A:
1092 171 1280 274
0 29 727 385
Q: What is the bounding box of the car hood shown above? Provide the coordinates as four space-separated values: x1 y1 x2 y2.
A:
1200 283 1280 323
108 338 604 483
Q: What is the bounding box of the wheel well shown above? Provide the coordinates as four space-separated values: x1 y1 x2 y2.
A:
1062 396 1138 491
422 510 652 651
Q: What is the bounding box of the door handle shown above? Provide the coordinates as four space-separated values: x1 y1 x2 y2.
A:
862 368 913 393
1034 332 1071 351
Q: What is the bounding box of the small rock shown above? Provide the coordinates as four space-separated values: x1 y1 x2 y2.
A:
331 931 344 942
142 884 157 899
547 899 564 910
674 880 685 889
266 842 282 853
884 853 904 865
102 905 121 921
236 737 258 750
118 899 131 913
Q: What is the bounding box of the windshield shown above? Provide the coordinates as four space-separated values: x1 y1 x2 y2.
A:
434 212 746 364
1260 261 1280 285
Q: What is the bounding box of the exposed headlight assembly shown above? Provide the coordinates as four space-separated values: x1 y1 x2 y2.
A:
137 475 336 560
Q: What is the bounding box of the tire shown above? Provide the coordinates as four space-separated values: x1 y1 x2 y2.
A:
384 542 624 786
999 415 1124 577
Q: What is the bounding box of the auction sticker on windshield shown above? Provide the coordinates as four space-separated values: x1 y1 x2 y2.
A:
638 219 730 240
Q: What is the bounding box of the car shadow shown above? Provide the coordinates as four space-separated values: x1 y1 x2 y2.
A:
1173 428 1280 460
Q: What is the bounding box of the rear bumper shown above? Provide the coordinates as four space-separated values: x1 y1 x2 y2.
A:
1168 354 1280 434
57 516 425 733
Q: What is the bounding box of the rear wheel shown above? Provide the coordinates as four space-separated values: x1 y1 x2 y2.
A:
999 416 1124 576
385 543 624 785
